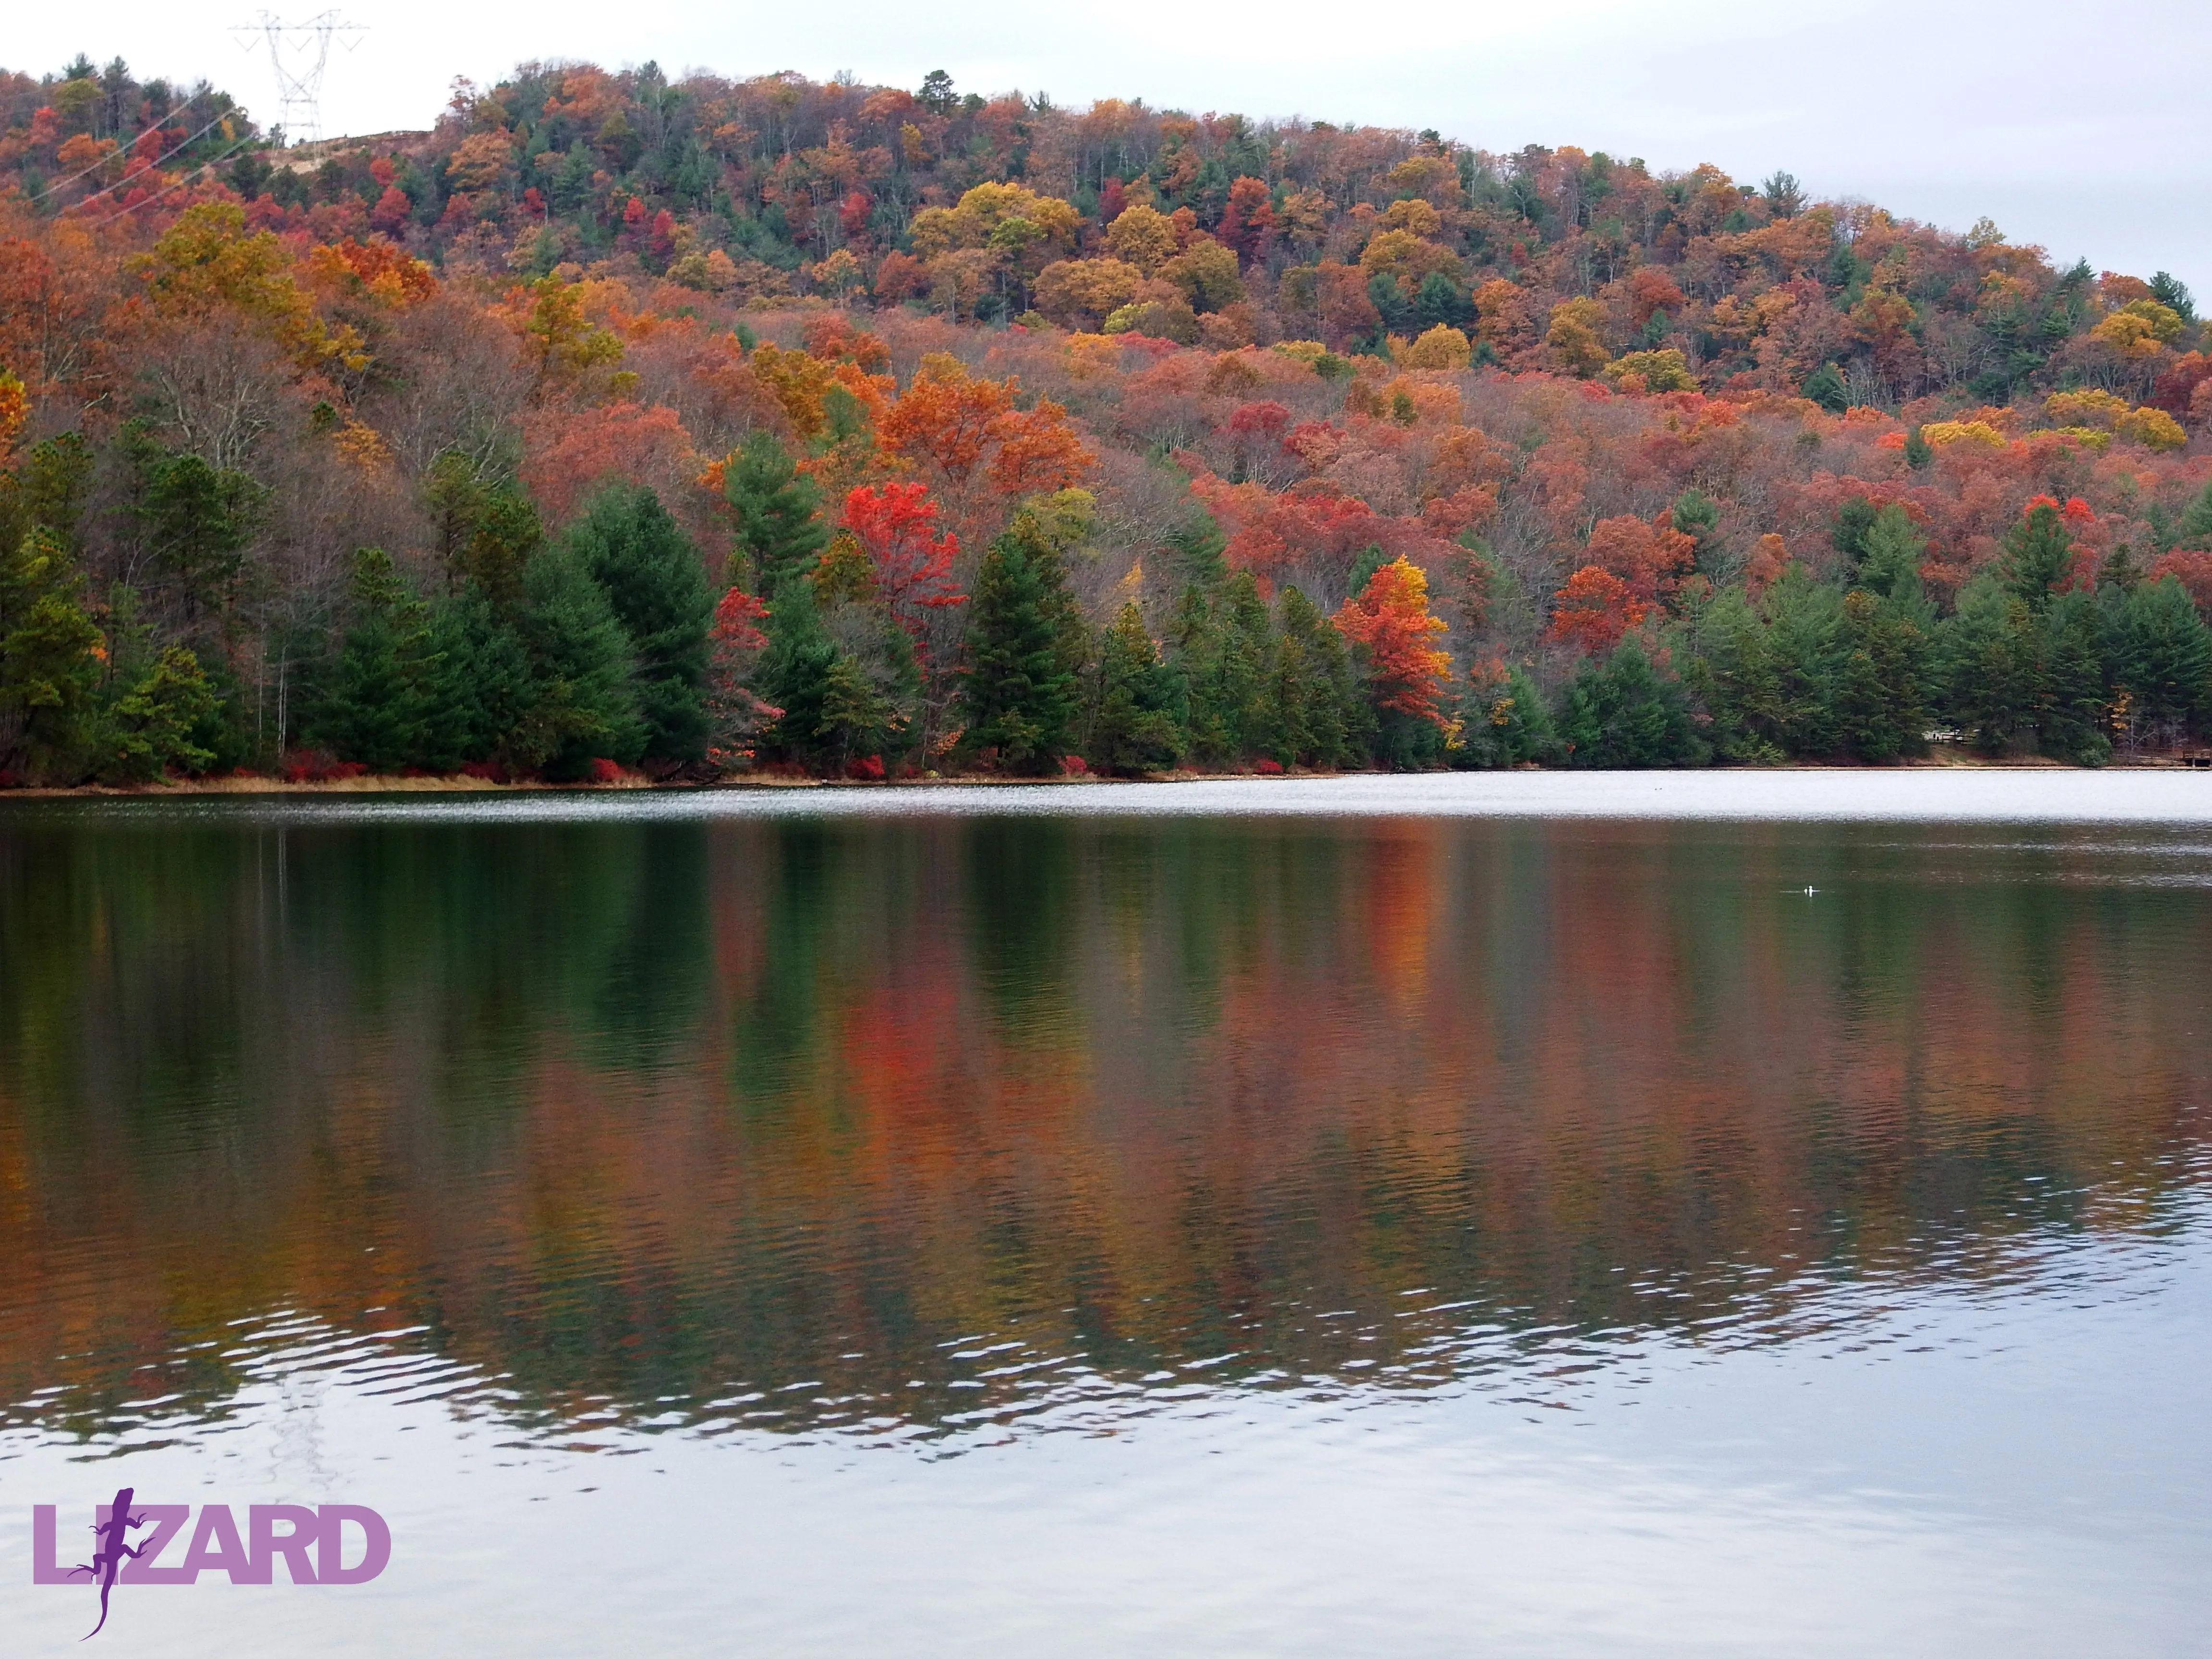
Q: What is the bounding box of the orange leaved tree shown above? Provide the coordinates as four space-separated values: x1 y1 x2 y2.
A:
1546 565 1650 655
843 482 964 638
1333 556 1453 730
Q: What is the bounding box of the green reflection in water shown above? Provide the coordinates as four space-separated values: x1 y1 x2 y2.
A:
0 805 2206 1444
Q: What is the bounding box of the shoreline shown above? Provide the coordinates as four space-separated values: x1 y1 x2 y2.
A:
3 749 2207 800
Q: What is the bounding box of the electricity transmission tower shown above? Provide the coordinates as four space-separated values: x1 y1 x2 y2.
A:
231 11 365 146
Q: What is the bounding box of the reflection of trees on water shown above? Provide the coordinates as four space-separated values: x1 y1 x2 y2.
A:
0 810 2206 1443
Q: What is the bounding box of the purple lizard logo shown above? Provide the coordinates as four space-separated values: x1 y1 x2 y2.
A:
66 1486 148 1641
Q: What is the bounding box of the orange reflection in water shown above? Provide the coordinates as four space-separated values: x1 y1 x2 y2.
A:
0 812 2206 1441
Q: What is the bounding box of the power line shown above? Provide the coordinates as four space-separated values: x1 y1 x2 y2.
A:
21 106 240 204
72 136 263 230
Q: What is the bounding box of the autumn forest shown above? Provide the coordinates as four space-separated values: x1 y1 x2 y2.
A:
4 53 2212 786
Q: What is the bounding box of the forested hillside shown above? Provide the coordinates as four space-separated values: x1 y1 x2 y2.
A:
3 53 2211 784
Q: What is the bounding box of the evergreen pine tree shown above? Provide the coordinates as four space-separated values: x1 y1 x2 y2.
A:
1856 504 1929 604
752 577 841 767
1833 589 1928 761
1455 663 1557 768
310 548 436 771
960 530 1078 772
0 525 102 781
2038 589 2111 763
1493 664 1556 764
1801 362 1849 412
1088 602 1185 774
1938 576 2042 752
565 484 713 764
417 456 542 603
1268 592 1319 766
2118 577 2212 732
1274 584 1369 767
1559 643 1706 767
1670 488 1720 573
2177 481 2212 547
1762 570 1844 755
465 490 543 608
814 654 901 769
0 432 94 559
1681 586 1786 763
1218 571 1274 756
1164 512 1228 587
518 540 645 779
421 449 485 591
1170 569 1273 764
1167 582 1230 760
1347 542 1390 602
1829 495 1880 572
1998 502 2076 611
126 424 268 618
103 646 218 781
811 555 923 771
723 430 828 590
2096 543 2144 594
421 583 537 770
1002 491 1096 690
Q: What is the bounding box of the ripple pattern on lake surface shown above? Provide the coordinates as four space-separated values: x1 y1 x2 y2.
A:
1 801 2208 1654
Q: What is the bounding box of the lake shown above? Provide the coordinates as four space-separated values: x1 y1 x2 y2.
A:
3 773 2210 1655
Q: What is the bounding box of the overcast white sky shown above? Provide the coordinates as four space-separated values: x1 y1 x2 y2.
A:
13 0 2211 293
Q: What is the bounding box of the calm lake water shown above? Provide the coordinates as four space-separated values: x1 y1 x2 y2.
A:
3 775 2211 1655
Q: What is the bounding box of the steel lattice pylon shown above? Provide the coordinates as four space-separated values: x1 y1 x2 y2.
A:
231 10 365 146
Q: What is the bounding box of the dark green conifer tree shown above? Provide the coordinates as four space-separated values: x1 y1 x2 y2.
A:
103 646 218 781
1762 570 1844 755
1670 488 1720 574
1997 502 2076 611
1274 584 1369 767
1559 643 1706 767
2117 576 2212 732
1801 362 1849 413
1681 586 1786 762
814 654 902 769
1829 495 1879 574
1940 577 2044 753
2038 589 2111 763
2176 480 2212 547
518 540 645 778
723 430 828 590
565 484 713 764
1832 589 1928 760
421 584 537 770
1087 601 1184 774
1455 663 1556 768
125 424 267 619
959 529 1078 772
752 577 841 767
0 526 102 781
464 491 544 608
310 548 435 771
1855 504 1929 604
0 432 94 558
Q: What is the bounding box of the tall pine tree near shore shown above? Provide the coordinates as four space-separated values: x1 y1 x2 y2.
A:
723 432 828 592
961 527 1077 773
565 485 712 765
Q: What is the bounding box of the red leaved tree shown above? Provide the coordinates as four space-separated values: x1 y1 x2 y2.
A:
1546 565 1649 655
704 587 780 770
1333 556 1453 727
843 482 965 637
1581 511 1697 604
